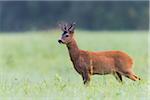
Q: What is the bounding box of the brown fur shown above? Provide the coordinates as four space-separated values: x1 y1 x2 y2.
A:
58 23 140 85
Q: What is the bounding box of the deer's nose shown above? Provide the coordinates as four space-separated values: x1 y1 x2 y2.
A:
58 39 63 44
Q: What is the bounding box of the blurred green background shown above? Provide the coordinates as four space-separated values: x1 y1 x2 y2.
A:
0 1 149 99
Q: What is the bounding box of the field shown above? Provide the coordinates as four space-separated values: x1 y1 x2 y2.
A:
0 31 149 99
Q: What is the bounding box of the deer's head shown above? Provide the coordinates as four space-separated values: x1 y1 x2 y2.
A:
58 23 75 44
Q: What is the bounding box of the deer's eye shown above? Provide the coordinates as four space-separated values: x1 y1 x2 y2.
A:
66 35 69 37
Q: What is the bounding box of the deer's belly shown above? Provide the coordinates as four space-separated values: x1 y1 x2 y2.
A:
92 57 115 75
93 65 113 75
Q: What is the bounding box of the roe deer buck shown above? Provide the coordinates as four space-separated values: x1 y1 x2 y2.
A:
58 23 140 85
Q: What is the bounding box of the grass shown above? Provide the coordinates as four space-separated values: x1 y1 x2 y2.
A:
0 30 149 99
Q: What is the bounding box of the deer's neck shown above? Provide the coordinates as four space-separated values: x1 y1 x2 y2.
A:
67 38 80 63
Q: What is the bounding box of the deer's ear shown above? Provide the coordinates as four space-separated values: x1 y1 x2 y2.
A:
68 23 76 33
58 23 66 31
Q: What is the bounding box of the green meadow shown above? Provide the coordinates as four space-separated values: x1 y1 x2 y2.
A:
0 31 148 100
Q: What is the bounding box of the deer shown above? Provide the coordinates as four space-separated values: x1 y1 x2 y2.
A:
58 22 140 85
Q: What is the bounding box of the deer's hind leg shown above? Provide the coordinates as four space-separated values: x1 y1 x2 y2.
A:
121 70 140 81
113 72 123 83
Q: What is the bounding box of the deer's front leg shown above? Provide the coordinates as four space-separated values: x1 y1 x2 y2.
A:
82 70 91 85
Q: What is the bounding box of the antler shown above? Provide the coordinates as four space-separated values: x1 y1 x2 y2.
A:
59 22 75 31
67 22 76 31
59 23 67 31
67 24 72 31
